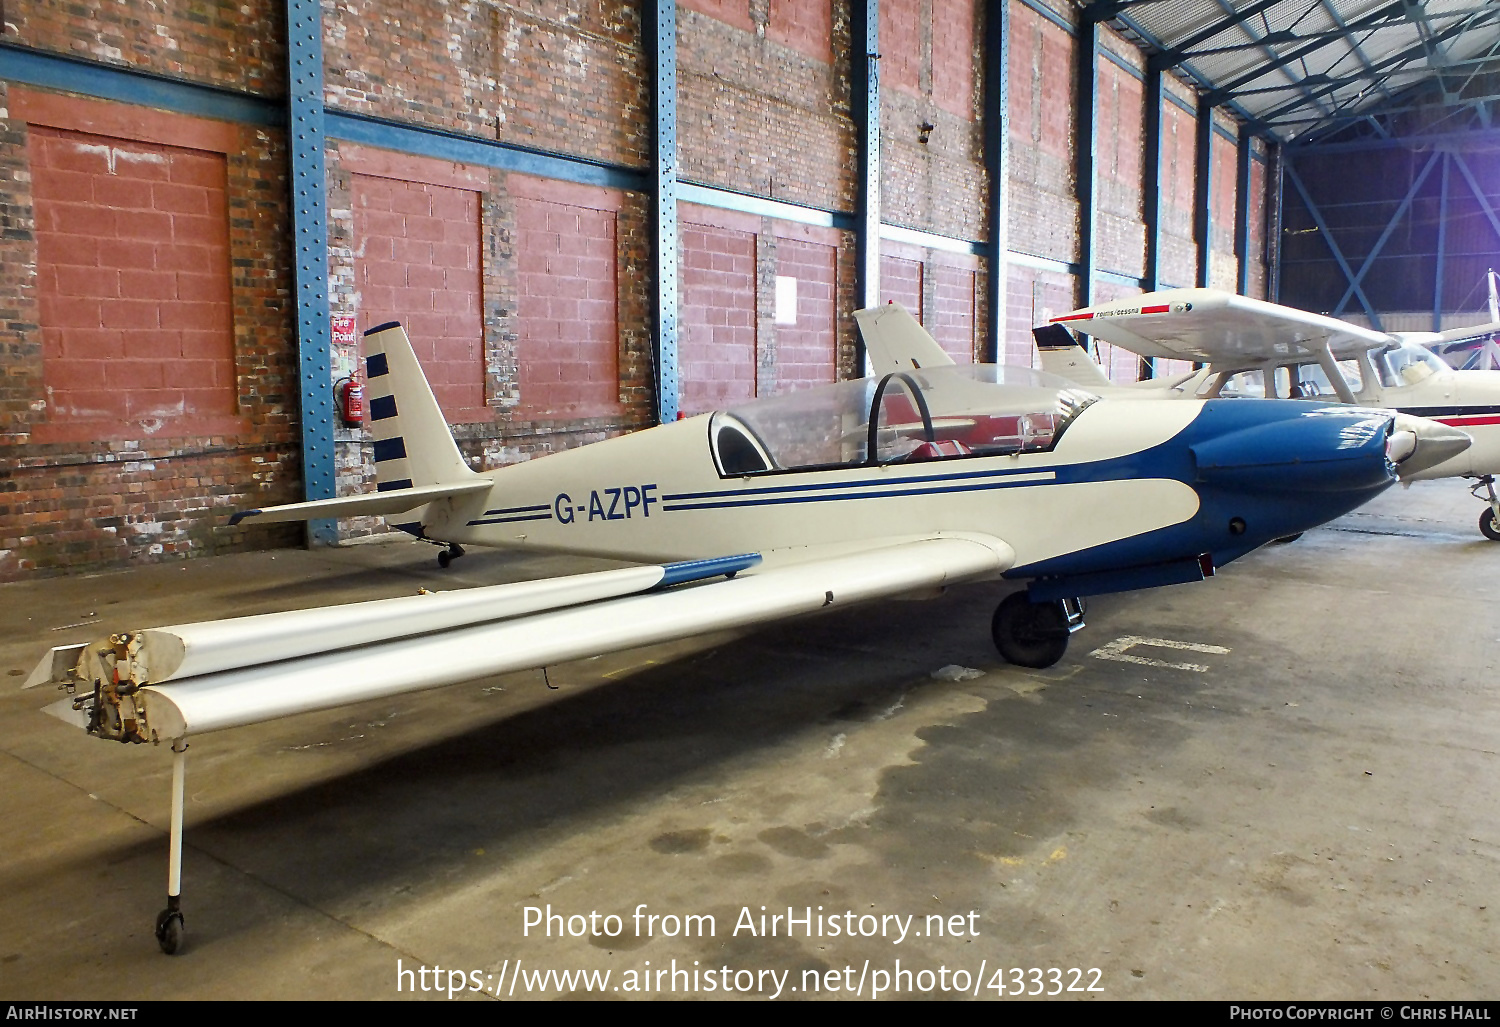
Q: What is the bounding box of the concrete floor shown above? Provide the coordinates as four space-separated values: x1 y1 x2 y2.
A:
2 480 1497 1001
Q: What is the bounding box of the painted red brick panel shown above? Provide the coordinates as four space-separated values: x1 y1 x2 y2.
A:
773 238 837 392
354 173 485 422
31 126 236 430
680 0 754 32
932 0 976 117
881 255 924 322
680 222 757 415
930 264 976 363
769 0 834 64
515 196 622 418
880 0 922 95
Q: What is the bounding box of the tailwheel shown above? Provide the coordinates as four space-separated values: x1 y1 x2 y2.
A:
437 543 465 568
991 593 1084 669
155 901 184 955
1481 508 1500 542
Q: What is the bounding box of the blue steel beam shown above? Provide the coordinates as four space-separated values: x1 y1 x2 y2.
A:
650 1 680 424
286 0 337 545
1283 161 1381 327
1451 153 1500 246
854 0 881 321
1195 97 1213 289
983 0 1010 364
1076 18 1100 309
1146 0 1285 71
1144 66 1165 294
1234 128 1252 296
1435 152 1450 331
1332 150 1440 315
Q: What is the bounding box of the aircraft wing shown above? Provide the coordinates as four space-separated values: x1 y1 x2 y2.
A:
1051 288 1393 366
30 533 1012 741
228 479 492 526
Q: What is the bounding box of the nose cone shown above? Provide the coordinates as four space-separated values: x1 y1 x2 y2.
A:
1389 412 1471 478
1191 404 1397 493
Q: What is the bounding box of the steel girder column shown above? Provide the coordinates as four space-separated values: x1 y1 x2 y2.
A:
1075 17 1099 312
1194 96 1213 290
1234 128 1253 296
649 1 680 423
982 0 1010 364
1270 145 1285 302
1141 66 1166 378
286 0 337 545
1143 67 1165 294
1434 151 1451 332
854 0 881 337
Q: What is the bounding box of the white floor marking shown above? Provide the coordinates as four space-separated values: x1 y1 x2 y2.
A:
1089 635 1230 673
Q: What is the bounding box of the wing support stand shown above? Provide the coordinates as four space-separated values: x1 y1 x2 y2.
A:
155 739 188 955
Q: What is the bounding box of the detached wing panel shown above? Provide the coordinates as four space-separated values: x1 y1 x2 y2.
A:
68 535 1012 740
1053 288 1392 365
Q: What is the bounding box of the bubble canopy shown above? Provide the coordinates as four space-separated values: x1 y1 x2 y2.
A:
708 365 1100 477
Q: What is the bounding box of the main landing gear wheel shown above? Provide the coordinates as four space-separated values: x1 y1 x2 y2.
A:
437 543 465 568
1481 508 1500 542
991 593 1082 669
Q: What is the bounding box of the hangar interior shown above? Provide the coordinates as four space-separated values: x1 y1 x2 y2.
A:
3 0 1500 1002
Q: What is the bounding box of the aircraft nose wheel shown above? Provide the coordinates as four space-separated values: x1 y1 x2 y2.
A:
991 593 1084 668
1481 508 1500 542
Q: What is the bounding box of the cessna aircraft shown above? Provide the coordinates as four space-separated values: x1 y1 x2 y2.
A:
1021 288 1500 540
25 303 1468 953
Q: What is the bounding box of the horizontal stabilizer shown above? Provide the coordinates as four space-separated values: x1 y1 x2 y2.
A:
229 480 492 526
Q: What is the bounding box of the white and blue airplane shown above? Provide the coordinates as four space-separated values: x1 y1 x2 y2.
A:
1026 288 1500 539
25 303 1468 953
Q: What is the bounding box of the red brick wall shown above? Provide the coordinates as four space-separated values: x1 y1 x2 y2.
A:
1159 87 1199 288
768 0 834 64
932 0 976 117
353 174 486 422
1246 149 1269 299
0 88 297 579
1208 122 1240 289
677 3 854 214
930 262 977 363
4 0 283 95
322 1 649 169
1005 264 1078 367
1007 2 1079 265
680 220 758 415
881 0 923 96
771 238 837 392
514 196 623 418
881 254 924 322
32 126 237 432
1095 43 1146 281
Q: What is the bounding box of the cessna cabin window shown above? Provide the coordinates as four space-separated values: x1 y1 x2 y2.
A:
709 365 1097 477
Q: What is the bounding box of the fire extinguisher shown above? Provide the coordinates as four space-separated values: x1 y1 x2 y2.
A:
336 375 364 427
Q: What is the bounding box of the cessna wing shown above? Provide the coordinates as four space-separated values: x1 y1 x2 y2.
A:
1051 288 1393 366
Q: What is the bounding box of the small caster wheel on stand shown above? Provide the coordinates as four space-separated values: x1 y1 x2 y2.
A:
155 905 184 955
437 543 465 568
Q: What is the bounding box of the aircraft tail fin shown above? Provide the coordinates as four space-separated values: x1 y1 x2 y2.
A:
855 303 957 375
1032 324 1115 389
362 322 479 490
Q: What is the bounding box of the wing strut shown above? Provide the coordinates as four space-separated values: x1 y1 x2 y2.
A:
1314 342 1357 403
